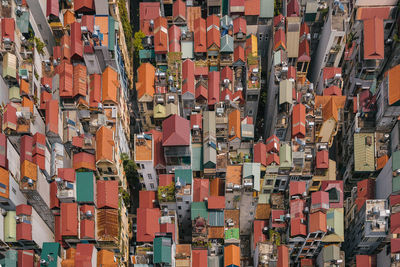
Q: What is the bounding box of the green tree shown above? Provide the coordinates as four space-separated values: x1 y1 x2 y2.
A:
134 31 145 52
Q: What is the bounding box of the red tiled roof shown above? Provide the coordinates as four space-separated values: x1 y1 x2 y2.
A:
253 220 267 248
323 67 341 81
363 17 384 60
254 142 267 166
300 23 309 36
192 250 208 267
277 245 289 267
233 90 244 104
301 258 314 267
89 74 101 108
266 135 280 153
266 153 280 166
234 45 245 63
290 181 306 197
193 178 209 202
274 14 285 27
1 18 15 42
46 0 59 17
298 39 310 62
140 2 160 21
274 28 286 51
195 84 208 100
287 0 300 17
221 88 233 101
208 196 225 209
61 203 78 237
392 238 400 253
311 191 329 212
230 0 244 7
290 199 305 219
391 195 400 206
187 7 201 32
58 168 75 182
137 208 160 242
139 191 156 209
233 17 246 35
308 211 326 233
75 244 95 267
182 59 195 95
392 213 400 234
190 113 202 129
208 71 220 106
81 15 94 33
357 179 375 199
356 255 376 267
221 66 233 82
321 181 343 208
194 18 207 53
271 210 286 228
159 174 174 186
162 115 190 146
292 104 306 138
173 0 186 21
206 15 220 48
168 25 181 53
70 22 83 60
73 152 96 171
244 0 260 16
154 17 168 54
97 180 118 209
291 217 307 237
74 0 94 13
323 85 342 96
288 66 296 80
316 150 329 169
146 129 166 168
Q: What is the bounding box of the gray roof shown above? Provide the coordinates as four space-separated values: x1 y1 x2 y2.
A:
220 35 234 53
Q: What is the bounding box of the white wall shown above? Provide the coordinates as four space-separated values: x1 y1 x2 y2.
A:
32 208 54 247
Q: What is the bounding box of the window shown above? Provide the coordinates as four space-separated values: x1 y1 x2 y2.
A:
178 206 182 210
259 34 263 40
266 179 273 185
185 201 189 205
139 103 144 112
147 102 154 111
179 214 182 218
147 174 152 180
150 183 154 189
263 189 271 194
280 180 286 186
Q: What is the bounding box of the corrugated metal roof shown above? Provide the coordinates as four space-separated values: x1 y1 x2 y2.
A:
224 245 240 266
354 133 375 172
97 209 119 242
136 208 160 242
286 17 300 58
154 237 172 264
220 34 233 53
61 203 78 237
260 0 274 18
175 168 192 185
191 145 203 172
209 210 224 226
16 11 29 34
46 0 59 17
323 208 344 242
243 163 260 191
76 172 94 203
191 202 208 220
96 126 114 163
279 143 292 168
73 64 87 97
162 115 190 146
279 80 293 105
71 22 83 59
41 243 60 267
102 66 118 104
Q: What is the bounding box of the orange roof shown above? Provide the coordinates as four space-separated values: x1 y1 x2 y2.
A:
357 7 392 20
63 10 75 27
363 17 384 60
73 64 87 97
168 25 181 53
376 154 389 170
308 211 327 233
277 245 289 267
173 0 186 21
136 63 155 100
226 165 242 185
95 16 109 46
208 227 224 239
225 245 240 267
194 18 206 53
22 97 33 114
187 7 201 32
135 137 152 161
387 64 400 105
292 104 306 138
73 152 96 171
228 109 241 140
315 95 346 122
244 0 260 15
45 100 59 135
20 79 29 95
96 126 114 163
97 250 117 266
274 28 286 51
102 66 118 104
61 202 78 237
154 17 168 53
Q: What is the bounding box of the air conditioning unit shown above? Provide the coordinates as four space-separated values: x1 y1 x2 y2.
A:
233 184 241 190
193 125 199 130
81 26 88 33
227 222 235 227
111 107 117 119
183 188 190 195
168 95 175 103
58 190 74 199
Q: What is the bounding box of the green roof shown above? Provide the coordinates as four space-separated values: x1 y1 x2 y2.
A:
324 209 344 242
4 211 16 242
209 210 224 226
354 133 375 172
0 250 17 266
191 202 208 220
279 143 292 168
274 50 283 66
139 49 155 60
108 16 115 51
393 176 400 193
209 66 218 72
16 11 29 34
393 151 400 171
76 172 94 203
220 35 234 53
153 237 172 264
243 162 261 191
40 242 60 267
224 228 240 240
192 145 204 171
323 244 340 262
260 0 274 18
175 168 192 185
